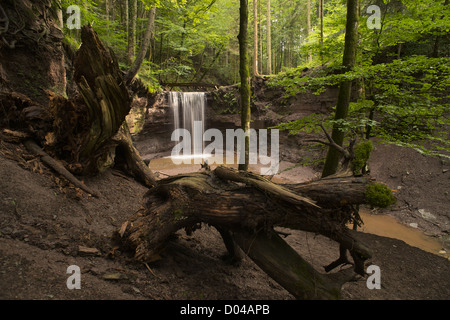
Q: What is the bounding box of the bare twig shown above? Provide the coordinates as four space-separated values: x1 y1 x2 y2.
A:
319 123 351 158
144 263 156 277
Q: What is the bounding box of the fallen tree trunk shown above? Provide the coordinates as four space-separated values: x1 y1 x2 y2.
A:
117 166 376 299
232 227 356 300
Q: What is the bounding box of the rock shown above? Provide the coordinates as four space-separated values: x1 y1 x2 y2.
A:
102 273 125 280
132 286 141 294
418 209 436 221
409 223 418 229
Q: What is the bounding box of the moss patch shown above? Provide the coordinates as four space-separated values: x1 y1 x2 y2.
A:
351 140 373 176
365 182 396 208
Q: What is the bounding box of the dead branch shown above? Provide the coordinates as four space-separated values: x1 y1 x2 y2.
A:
23 139 99 197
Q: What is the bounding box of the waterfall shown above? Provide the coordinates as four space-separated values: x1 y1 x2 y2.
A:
169 92 206 156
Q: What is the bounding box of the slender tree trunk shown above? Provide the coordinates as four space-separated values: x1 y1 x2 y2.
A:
319 0 324 64
266 0 272 74
397 41 402 59
238 0 251 171
127 0 137 65
225 49 229 68
110 0 115 20
258 0 263 74
124 0 129 39
198 45 225 82
253 0 259 76
125 6 156 84
138 1 145 48
307 0 312 63
105 0 110 20
321 0 359 178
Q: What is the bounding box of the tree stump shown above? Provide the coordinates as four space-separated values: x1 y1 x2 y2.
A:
47 25 156 187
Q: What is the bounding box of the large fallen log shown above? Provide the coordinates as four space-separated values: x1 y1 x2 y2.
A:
117 166 381 299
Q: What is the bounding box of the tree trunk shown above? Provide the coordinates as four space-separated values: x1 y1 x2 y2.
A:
232 228 349 300
127 0 137 65
238 0 251 171
258 0 263 74
319 0 324 64
321 0 359 178
116 166 374 299
124 0 129 36
266 0 272 74
197 45 225 83
105 0 110 20
252 0 259 76
112 121 157 187
307 0 312 63
125 6 156 84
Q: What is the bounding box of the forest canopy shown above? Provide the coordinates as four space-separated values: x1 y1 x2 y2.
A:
60 0 450 86
58 0 450 158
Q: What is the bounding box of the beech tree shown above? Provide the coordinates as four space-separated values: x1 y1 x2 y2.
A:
266 0 272 74
238 0 251 171
252 0 259 76
321 0 359 178
127 0 137 65
125 6 156 84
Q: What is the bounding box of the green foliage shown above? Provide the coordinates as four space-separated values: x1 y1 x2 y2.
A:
60 0 237 86
271 55 450 158
351 140 373 176
365 183 396 209
274 113 329 136
58 0 449 164
59 0 450 87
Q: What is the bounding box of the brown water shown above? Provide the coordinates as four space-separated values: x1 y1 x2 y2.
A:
149 154 284 178
357 210 447 258
149 156 448 259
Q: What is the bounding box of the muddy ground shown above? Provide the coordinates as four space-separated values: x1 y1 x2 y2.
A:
0 137 449 302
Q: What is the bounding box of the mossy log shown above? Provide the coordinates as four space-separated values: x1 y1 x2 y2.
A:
117 166 376 300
